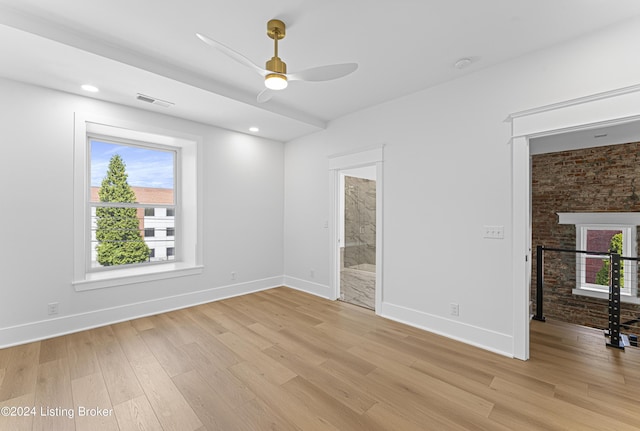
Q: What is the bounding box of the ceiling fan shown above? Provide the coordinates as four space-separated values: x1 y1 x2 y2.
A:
196 19 358 103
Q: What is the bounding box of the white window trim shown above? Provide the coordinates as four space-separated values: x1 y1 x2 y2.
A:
558 212 640 304
73 112 203 290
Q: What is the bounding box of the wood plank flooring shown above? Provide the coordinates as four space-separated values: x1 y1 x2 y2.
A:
1 286 640 430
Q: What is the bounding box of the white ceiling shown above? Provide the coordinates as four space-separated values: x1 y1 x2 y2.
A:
2 0 640 142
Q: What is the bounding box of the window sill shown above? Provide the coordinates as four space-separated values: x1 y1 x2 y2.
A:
72 263 204 291
572 287 640 304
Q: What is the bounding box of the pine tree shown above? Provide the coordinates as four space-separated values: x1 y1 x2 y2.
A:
95 154 150 266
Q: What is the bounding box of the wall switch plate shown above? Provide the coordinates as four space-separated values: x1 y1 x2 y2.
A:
48 302 59 315
450 303 459 316
483 225 504 239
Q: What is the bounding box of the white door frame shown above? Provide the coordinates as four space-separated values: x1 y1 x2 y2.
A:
329 146 384 312
510 83 640 360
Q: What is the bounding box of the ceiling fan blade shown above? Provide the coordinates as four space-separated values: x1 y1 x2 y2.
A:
257 88 274 103
196 32 267 76
288 63 358 82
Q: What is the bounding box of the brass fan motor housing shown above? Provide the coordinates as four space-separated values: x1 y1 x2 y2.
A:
266 56 287 74
267 19 286 40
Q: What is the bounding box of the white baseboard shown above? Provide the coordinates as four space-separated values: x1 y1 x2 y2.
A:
283 276 333 299
0 276 284 348
282 278 513 357
3 275 514 358
379 301 514 358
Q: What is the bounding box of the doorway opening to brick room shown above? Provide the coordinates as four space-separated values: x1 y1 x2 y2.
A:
530 120 640 348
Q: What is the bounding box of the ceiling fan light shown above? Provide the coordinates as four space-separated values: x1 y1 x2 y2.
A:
265 73 288 90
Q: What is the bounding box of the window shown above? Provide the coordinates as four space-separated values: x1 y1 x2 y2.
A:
73 113 203 290
167 247 175 257
167 227 175 237
90 138 174 270
578 226 631 293
559 212 640 303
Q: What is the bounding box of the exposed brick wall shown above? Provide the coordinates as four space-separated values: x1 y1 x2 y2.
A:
531 142 640 329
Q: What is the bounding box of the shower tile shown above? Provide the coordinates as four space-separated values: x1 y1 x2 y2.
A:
341 268 375 310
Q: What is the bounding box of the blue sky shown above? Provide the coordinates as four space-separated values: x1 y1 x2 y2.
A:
91 140 174 189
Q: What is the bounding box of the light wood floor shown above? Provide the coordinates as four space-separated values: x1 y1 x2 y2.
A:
2 287 640 430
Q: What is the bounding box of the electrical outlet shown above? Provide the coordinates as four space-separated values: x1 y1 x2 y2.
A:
310 269 315 279
231 272 237 281
48 302 59 315
450 303 459 316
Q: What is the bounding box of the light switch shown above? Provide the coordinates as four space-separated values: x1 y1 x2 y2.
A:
483 225 504 239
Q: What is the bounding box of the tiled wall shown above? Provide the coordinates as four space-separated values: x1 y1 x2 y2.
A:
344 176 376 269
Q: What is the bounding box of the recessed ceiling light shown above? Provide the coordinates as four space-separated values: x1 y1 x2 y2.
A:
81 84 99 92
249 127 259 133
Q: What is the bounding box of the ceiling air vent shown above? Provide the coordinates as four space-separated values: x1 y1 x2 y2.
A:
136 93 174 108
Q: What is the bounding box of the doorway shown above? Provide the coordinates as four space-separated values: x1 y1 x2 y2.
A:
339 168 376 309
510 84 640 360
328 146 384 313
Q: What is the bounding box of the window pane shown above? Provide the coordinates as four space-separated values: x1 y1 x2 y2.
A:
586 229 622 252
90 140 174 204
90 139 177 269
582 228 626 288
585 256 608 286
91 205 150 268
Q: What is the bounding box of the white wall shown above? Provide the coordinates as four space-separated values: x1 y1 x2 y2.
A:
283 16 640 356
0 78 284 347
283 131 333 297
